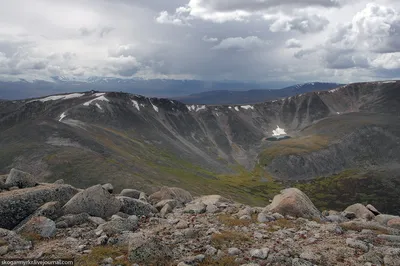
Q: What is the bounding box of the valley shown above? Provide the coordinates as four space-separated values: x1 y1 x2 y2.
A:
0 80 399 213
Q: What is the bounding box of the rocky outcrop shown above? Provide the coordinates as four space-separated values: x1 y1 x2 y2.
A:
62 185 121 219
5 168 37 188
149 187 193 205
264 188 321 219
343 203 375 220
0 228 32 251
120 189 142 199
128 232 172 263
117 196 157 216
17 216 56 238
0 184 78 229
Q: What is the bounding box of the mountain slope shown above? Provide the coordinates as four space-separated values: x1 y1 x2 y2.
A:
174 82 343 104
0 80 399 210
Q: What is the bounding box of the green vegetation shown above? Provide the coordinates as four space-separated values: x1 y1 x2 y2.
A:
294 169 400 214
199 256 239 266
258 135 330 166
75 246 129 266
211 231 250 249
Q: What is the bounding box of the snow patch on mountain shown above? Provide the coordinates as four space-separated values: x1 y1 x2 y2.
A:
272 126 287 136
234 106 239 112
59 112 66 122
150 101 159 112
32 93 85 103
83 95 109 106
187 105 206 112
132 100 140 111
241 105 254 110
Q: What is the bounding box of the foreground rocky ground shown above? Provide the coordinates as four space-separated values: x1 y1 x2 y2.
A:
1 168 400 266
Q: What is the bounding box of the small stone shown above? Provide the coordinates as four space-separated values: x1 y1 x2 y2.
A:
272 213 284 220
387 218 400 229
206 204 219 213
292 258 313 266
102 183 114 194
102 257 113 264
240 215 251 220
250 248 269 259
228 247 241 256
176 220 189 229
184 202 206 214
183 254 205 264
160 204 173 218
377 234 400 242
254 231 263 239
96 235 108 246
0 245 8 256
346 238 369 252
366 204 380 215
88 216 106 225
78 245 86 251
205 246 217 256
83 250 92 254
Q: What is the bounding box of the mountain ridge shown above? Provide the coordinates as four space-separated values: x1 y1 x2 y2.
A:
0 80 399 212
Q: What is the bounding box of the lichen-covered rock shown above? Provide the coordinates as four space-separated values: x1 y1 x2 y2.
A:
387 218 400 229
18 216 56 238
128 232 172 263
120 189 142 199
344 204 375 220
0 184 78 230
117 196 157 216
56 213 90 228
265 188 321 219
366 204 380 215
13 201 61 231
102 183 114 194
149 186 193 205
374 214 399 226
5 168 37 188
97 216 138 236
62 185 121 219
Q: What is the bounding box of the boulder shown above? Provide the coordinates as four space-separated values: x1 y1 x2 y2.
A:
128 232 172 263
0 228 32 251
160 204 173 218
102 183 114 194
366 204 380 215
155 199 180 211
55 213 90 228
5 168 37 188
192 195 232 206
374 214 399 226
54 179 64 184
387 218 400 229
62 185 121 219
149 186 193 205
117 196 157 216
97 216 138 236
18 216 56 238
0 184 78 229
184 202 206 214
120 189 142 199
13 201 61 231
343 204 375 220
264 188 321 219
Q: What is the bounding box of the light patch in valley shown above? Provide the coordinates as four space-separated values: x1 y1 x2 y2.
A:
272 125 287 136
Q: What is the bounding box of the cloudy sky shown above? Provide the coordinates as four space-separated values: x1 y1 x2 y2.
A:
1 0 400 84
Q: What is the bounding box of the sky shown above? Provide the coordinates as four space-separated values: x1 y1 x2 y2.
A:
0 0 400 84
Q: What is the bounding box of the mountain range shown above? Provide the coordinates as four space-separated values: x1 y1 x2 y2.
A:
0 78 340 104
0 80 399 214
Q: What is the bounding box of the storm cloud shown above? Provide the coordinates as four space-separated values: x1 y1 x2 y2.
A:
0 0 400 83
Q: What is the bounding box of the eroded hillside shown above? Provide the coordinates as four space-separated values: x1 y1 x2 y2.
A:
0 81 399 210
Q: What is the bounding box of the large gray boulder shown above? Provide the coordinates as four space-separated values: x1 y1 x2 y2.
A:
62 185 122 219
149 186 193 205
13 201 61 231
343 204 375 220
17 216 56 238
120 189 142 199
117 196 157 216
128 232 172 263
375 214 400 226
0 184 78 229
97 216 138 235
264 188 321 219
5 168 37 188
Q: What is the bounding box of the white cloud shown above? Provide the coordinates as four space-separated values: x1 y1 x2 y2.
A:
286 38 302 48
268 14 329 33
212 36 269 51
202 36 219 42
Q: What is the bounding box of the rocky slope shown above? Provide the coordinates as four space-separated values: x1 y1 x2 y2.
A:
0 81 399 209
1 169 400 266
